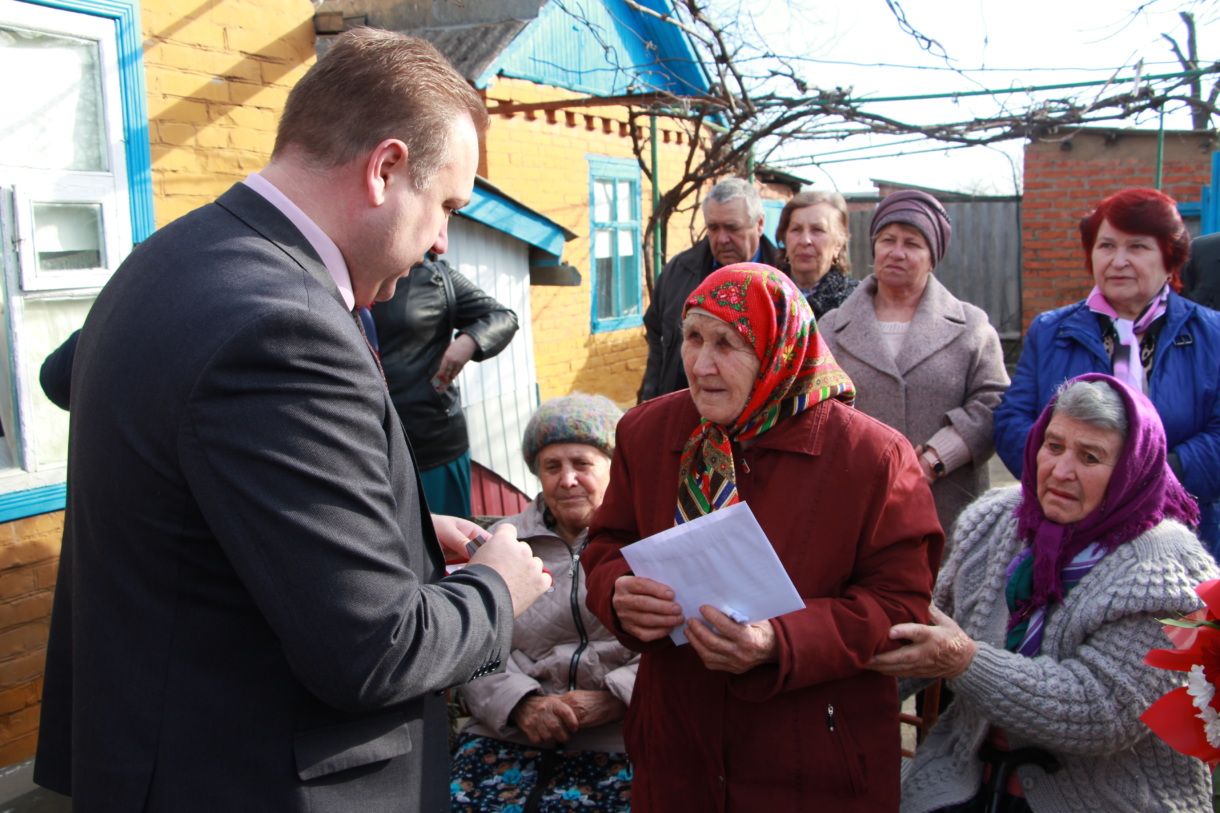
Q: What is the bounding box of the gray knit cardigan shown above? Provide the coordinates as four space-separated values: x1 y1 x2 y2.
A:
902 486 1217 813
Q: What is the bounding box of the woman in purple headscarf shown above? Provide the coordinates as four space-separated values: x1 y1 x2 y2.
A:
870 373 1217 813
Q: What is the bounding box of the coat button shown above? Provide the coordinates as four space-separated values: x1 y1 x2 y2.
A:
1022 777 1035 790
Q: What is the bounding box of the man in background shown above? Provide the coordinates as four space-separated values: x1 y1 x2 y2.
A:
638 177 779 401
35 29 548 813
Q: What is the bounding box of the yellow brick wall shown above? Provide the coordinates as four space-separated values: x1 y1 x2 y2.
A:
483 78 707 407
0 0 318 770
142 0 317 227
0 512 62 768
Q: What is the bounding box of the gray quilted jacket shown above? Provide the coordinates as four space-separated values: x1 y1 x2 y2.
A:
459 494 638 753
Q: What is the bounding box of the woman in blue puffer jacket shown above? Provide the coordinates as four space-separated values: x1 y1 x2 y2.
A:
994 187 1220 557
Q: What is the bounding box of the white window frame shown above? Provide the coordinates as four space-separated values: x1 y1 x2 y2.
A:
0 0 136 491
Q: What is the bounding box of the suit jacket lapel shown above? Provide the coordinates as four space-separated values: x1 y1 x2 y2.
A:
895 275 966 374
830 276 903 380
214 183 349 312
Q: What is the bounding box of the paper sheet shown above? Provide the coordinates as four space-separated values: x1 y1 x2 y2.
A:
621 501 805 645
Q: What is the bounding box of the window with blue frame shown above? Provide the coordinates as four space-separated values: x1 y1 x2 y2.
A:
587 156 643 332
0 0 151 518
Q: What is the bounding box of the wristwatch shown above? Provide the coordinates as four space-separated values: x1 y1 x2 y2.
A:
921 449 946 478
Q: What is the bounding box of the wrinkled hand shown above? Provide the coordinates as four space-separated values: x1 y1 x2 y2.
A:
431 514 489 562
467 523 551 618
511 693 579 746
685 606 778 674
558 690 627 729
868 605 978 679
612 576 684 642
436 334 477 384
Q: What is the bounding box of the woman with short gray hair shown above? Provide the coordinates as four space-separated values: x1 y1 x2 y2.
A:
871 373 1216 812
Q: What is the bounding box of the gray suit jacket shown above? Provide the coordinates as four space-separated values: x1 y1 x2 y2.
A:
35 184 514 812
819 275 1009 537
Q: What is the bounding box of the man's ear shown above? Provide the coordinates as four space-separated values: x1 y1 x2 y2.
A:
365 138 410 206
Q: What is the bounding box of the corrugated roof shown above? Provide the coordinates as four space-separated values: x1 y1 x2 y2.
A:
406 19 531 81
478 0 709 97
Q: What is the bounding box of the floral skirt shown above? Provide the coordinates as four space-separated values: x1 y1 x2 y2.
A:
450 733 632 812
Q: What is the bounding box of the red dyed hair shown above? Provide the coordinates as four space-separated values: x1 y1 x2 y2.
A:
1079 187 1190 291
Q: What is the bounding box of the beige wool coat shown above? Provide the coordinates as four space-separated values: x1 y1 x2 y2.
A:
819 274 1009 537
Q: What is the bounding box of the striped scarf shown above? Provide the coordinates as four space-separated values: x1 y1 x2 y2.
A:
675 264 855 524
1004 542 1107 656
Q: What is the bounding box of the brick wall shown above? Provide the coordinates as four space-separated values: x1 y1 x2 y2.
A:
0 0 317 771
1021 129 1216 331
0 513 62 767
142 0 317 227
483 77 711 406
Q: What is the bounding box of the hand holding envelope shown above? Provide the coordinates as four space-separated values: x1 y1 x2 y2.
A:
618 502 805 665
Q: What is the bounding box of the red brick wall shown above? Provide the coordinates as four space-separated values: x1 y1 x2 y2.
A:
1021 129 1216 332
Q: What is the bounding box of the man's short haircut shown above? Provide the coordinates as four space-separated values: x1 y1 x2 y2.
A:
703 177 763 223
273 28 489 190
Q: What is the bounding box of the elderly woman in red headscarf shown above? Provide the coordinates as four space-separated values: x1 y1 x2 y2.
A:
582 264 944 812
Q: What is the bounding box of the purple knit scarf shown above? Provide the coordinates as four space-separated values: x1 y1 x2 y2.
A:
1011 373 1199 618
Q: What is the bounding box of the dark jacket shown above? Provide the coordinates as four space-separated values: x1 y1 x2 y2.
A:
371 258 517 470
35 184 514 812
993 292 1220 554
1182 232 1220 311
40 329 79 410
583 392 943 812
639 236 779 402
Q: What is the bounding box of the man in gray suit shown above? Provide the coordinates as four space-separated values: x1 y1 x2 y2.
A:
34 29 549 812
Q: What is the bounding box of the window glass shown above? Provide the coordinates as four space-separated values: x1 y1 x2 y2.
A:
33 203 104 272
23 297 92 466
587 157 642 332
0 24 105 171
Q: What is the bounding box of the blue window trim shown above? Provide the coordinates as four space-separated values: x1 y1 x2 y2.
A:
587 156 644 333
0 0 151 523
0 483 66 523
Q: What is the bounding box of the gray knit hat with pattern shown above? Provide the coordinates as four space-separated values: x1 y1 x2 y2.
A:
522 393 623 474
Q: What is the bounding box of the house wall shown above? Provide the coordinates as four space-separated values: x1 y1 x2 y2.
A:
0 0 318 772
482 77 707 406
1021 130 1216 331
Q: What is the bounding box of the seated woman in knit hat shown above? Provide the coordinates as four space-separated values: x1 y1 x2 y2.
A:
451 393 638 813
871 374 1217 813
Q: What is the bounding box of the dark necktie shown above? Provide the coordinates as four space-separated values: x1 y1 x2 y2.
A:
352 307 387 388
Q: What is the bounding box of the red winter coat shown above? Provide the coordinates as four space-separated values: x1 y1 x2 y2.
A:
583 391 944 813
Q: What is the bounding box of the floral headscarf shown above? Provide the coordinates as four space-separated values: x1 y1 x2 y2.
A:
675 263 855 524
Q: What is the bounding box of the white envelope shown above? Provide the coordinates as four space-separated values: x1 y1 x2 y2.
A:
621 501 805 645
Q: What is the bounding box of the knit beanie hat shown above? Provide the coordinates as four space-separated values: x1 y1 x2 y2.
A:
869 190 953 268
522 393 623 474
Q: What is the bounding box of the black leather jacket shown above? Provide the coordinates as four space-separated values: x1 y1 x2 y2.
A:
639 236 779 402
371 258 518 469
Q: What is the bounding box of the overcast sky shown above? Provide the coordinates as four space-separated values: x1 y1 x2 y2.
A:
739 0 1219 195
